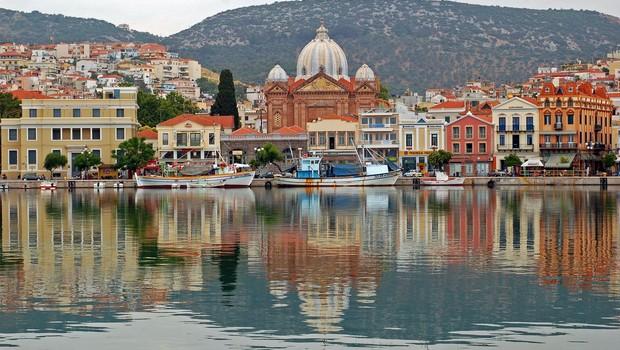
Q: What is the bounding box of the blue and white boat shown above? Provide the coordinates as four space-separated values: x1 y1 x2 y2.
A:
274 156 401 187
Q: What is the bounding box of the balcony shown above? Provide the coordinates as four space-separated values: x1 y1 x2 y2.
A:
497 125 506 132
554 122 563 130
526 124 534 132
539 142 577 150
496 125 536 133
497 144 535 151
359 140 399 148
512 125 520 132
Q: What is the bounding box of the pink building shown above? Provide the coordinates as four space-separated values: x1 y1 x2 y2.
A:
445 111 495 176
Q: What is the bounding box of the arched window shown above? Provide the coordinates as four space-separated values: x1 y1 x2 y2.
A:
544 112 551 125
567 98 574 107
544 99 550 108
555 99 562 108
555 111 563 123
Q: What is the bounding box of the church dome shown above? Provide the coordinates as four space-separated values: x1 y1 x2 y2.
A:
355 64 375 81
296 23 349 80
266 64 288 82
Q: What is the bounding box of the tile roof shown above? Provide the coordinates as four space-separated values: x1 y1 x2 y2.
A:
272 125 306 135
10 90 51 100
157 114 235 129
137 129 158 140
429 100 465 110
232 127 262 136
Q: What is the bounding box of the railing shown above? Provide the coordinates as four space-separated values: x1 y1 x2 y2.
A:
497 144 535 151
539 142 577 149
359 140 399 146
554 122 563 130
526 124 534 132
498 125 506 132
512 125 520 132
222 134 308 141
497 125 535 132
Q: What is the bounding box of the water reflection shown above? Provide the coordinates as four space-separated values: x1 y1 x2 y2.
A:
1 188 620 348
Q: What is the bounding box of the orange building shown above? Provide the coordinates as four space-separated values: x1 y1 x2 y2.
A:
264 23 379 133
538 82 614 171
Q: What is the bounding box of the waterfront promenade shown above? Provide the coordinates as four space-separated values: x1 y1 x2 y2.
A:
1 176 619 189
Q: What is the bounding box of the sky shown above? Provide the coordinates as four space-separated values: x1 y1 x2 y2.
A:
0 0 619 36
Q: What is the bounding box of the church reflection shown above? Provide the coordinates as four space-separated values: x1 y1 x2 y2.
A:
1 187 619 341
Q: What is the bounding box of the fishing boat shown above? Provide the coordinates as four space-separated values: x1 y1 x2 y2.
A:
274 156 401 187
40 181 58 190
135 164 255 188
421 171 465 186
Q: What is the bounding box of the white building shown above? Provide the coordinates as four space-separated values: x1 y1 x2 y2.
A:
359 108 399 161
398 104 446 172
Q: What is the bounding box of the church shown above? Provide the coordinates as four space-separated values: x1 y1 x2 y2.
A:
264 23 380 133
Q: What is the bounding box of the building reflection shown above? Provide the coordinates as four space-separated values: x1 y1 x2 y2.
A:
0 187 619 339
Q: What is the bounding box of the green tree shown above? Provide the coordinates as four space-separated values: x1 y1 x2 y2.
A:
255 143 284 171
428 150 452 171
211 69 240 129
112 137 155 174
43 152 67 178
602 152 616 173
379 84 390 100
504 153 522 174
73 150 101 173
137 91 199 127
0 93 21 118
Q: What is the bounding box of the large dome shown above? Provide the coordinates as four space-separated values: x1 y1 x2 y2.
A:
355 64 375 81
296 23 349 81
266 64 288 82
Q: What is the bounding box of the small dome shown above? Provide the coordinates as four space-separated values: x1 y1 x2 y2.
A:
296 23 349 80
355 64 375 81
267 64 288 82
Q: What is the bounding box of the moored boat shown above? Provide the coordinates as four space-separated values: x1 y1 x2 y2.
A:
135 169 255 188
274 156 401 187
421 172 465 186
40 181 57 190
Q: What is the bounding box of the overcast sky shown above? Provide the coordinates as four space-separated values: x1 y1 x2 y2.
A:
1 0 619 36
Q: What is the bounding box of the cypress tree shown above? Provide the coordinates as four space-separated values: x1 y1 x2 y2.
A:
211 69 240 129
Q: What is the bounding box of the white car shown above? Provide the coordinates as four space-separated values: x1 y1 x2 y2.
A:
403 170 423 177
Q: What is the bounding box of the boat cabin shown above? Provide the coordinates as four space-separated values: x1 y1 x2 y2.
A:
295 157 390 179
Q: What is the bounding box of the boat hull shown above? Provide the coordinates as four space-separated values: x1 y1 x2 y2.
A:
274 171 401 187
135 171 255 188
420 177 465 186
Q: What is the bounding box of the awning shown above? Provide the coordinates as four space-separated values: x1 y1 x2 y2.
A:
522 158 544 168
579 153 599 161
544 153 576 169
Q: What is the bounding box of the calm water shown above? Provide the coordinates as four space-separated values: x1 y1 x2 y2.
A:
1 187 620 349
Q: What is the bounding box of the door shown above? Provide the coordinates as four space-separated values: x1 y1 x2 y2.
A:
329 137 335 150
70 152 80 178
512 135 520 149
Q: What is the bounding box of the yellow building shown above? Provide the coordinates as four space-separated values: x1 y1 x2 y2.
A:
307 114 359 159
0 87 139 179
155 114 234 162
398 108 446 172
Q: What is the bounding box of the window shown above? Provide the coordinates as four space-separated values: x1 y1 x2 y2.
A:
8 150 17 165
555 112 562 124
92 128 101 140
390 117 396 125
53 108 61 118
498 117 506 131
52 128 61 140
116 108 125 118
452 126 460 139
389 133 397 141
116 128 125 140
162 133 169 146
361 117 368 125
544 135 551 143
466 143 473 153
27 150 36 165
512 117 520 131
338 132 345 145
555 99 562 107
452 143 460 153
92 149 101 159
8 129 17 141
527 134 533 145
72 128 81 140
92 108 101 117
544 98 550 107
568 98 574 107
52 149 61 155
27 128 36 141
499 134 505 146
479 142 486 153
465 126 473 139
319 133 326 145
406 134 413 147
526 116 534 131
72 108 81 118
567 113 574 124
309 133 316 146
29 109 37 118
544 113 551 125
478 126 486 138
176 133 187 146
208 133 215 145
431 133 438 147
190 132 201 146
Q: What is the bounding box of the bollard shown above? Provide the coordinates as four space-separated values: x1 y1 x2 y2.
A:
487 179 496 188
600 177 608 190
265 181 273 189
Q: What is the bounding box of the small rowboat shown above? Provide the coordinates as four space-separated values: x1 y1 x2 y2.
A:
40 181 57 190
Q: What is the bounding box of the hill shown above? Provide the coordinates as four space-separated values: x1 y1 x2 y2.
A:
167 0 620 92
0 8 159 43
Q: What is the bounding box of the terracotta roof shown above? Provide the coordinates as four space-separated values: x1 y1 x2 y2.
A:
272 125 306 135
137 129 158 140
232 127 261 136
157 114 234 129
10 90 51 100
429 100 465 110
317 114 358 123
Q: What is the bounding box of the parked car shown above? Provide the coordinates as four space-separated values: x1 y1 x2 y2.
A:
488 170 509 177
22 173 44 181
403 170 423 177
